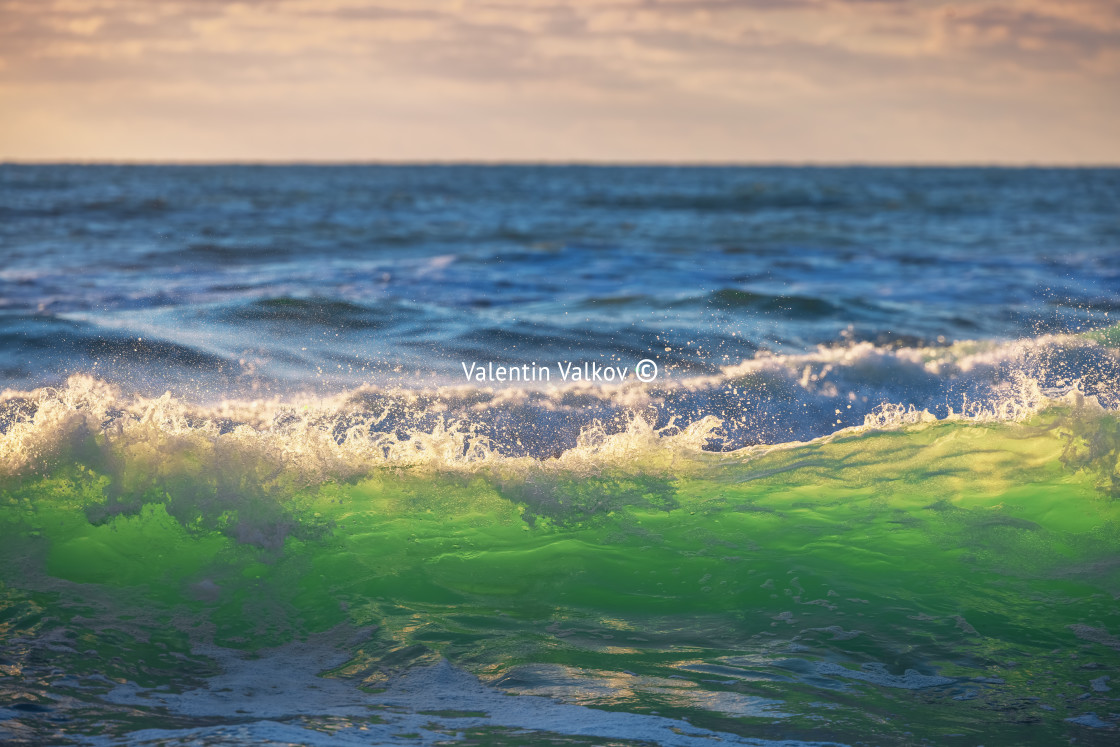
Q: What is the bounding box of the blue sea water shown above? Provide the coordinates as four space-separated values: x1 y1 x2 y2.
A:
2 165 1117 390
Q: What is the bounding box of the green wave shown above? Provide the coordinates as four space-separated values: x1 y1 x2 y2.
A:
2 403 1119 744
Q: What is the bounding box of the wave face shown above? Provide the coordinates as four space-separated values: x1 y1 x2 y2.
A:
1 166 1120 746
2 331 1120 745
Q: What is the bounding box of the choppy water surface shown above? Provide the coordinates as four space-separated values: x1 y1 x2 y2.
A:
1 166 1119 745
2 165 1118 393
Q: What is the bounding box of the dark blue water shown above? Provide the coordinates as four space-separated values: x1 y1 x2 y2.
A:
2 165 1118 398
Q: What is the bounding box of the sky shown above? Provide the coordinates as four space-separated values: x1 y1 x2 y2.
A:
0 0 1117 163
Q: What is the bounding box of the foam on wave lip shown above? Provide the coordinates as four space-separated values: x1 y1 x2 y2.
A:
1 326 1117 480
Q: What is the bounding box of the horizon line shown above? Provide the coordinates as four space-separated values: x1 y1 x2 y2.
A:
3 158 1120 169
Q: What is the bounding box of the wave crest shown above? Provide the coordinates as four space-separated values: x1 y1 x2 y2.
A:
2 327 1118 479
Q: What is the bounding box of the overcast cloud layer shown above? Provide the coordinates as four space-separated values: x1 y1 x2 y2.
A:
1 0 1117 162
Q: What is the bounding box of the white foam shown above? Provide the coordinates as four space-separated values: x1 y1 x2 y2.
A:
2 327 1116 493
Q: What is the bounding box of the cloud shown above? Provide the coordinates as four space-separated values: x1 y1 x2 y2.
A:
0 0 1116 161
942 3 1120 68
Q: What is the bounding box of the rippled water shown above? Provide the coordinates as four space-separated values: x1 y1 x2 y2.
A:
2 166 1117 393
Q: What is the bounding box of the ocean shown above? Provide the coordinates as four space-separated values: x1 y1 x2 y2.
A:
1 165 1119 745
